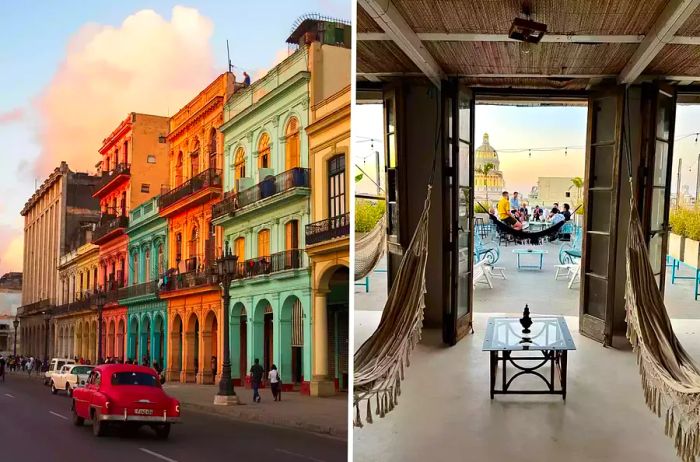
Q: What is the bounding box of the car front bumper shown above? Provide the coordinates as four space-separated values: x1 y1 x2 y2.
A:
99 413 181 423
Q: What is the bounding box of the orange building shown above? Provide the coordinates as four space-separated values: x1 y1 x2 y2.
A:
158 72 239 383
93 112 170 360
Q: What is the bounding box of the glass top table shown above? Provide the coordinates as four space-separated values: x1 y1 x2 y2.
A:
482 316 576 351
482 316 575 399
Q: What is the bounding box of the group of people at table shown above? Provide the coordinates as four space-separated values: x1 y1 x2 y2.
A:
492 191 572 231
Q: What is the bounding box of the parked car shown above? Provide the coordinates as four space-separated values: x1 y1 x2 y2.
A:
72 364 180 438
44 358 76 385
50 364 94 396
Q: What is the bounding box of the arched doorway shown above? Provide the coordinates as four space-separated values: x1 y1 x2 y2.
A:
129 316 139 362
280 295 304 385
154 314 165 370
169 314 183 382
253 299 273 373
141 315 151 365
108 320 115 357
185 314 199 383
231 303 247 385
117 318 125 360
203 310 218 384
89 321 97 364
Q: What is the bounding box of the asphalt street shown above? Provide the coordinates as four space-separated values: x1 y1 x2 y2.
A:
0 372 346 462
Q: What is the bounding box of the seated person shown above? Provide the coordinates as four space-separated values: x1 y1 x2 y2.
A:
532 205 542 221
562 203 572 221
548 202 560 220
497 191 517 226
550 210 566 225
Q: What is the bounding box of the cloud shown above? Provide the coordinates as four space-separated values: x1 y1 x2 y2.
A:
0 108 24 124
252 47 293 80
0 226 23 275
34 6 219 177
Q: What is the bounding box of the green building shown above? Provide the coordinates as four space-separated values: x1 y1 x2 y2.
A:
120 196 168 368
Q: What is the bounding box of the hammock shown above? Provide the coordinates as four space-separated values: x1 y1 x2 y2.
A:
488 214 567 244
355 214 386 281
626 195 700 462
353 187 431 427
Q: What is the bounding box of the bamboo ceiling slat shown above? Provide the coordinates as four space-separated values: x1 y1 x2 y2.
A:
462 76 590 89
357 41 420 73
647 44 700 75
677 7 700 35
358 6 383 32
391 0 667 35
425 41 637 75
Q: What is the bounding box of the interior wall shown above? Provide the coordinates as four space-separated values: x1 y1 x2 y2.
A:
398 81 445 328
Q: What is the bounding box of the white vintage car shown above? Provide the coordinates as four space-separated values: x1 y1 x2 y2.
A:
44 358 76 385
50 364 94 396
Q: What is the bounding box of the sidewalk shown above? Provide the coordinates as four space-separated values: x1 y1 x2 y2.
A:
164 383 348 438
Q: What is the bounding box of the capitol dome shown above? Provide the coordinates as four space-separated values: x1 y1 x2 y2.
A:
474 132 505 204
475 133 500 170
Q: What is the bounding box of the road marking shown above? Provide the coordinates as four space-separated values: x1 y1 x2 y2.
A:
275 449 327 462
139 448 178 462
4 393 14 398
49 411 68 420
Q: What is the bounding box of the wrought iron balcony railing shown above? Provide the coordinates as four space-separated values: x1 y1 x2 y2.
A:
158 168 222 210
212 167 310 219
93 214 129 243
17 299 52 317
235 249 304 279
95 163 130 194
52 295 94 316
160 270 217 292
305 213 350 245
117 280 159 300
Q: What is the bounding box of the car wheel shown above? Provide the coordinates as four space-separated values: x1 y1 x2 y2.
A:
92 412 107 437
50 382 57 395
154 423 171 440
71 402 84 426
66 384 72 397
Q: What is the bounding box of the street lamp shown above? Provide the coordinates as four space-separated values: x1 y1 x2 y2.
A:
213 246 239 405
12 316 19 357
94 291 106 364
42 311 51 362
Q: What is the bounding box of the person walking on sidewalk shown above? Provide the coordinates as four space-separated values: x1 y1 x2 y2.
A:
0 356 6 383
250 359 263 403
268 364 281 401
210 355 217 382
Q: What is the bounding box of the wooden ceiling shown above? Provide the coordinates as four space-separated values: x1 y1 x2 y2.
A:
357 0 700 89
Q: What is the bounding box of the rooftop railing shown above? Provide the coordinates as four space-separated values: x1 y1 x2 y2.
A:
158 168 222 210
95 163 130 194
93 214 129 243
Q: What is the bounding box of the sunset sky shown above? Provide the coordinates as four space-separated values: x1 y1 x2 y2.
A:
0 1 349 275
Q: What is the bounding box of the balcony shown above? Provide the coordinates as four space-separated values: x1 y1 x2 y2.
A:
93 163 131 198
158 168 222 216
160 270 217 293
212 167 310 219
92 214 129 245
52 295 94 316
17 299 52 317
306 213 350 246
235 249 305 280
118 280 159 301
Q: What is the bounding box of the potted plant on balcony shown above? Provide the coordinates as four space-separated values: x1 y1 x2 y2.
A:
292 167 306 186
260 175 276 199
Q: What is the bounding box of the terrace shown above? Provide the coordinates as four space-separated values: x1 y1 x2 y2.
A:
158 168 222 217
93 163 130 198
92 214 129 245
306 213 350 246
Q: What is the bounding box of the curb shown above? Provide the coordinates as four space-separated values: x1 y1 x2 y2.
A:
180 402 347 439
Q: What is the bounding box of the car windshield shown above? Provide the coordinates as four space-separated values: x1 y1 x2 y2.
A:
111 372 159 387
72 366 92 375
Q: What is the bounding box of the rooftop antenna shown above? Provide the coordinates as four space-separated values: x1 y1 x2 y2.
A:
226 40 233 73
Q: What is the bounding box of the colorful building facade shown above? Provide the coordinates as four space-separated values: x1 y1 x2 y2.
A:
93 113 170 363
120 195 168 368
305 84 350 395
212 18 351 393
160 72 238 384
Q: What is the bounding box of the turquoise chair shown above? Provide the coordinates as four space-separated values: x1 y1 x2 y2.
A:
559 225 582 264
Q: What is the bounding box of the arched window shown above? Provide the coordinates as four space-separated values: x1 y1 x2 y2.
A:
175 233 182 263
208 128 217 169
123 140 129 165
189 226 199 270
191 140 200 177
257 133 270 169
285 220 299 250
234 237 245 261
234 147 246 188
176 152 183 186
285 117 300 169
145 248 151 283
132 253 139 285
157 244 164 275
257 229 270 258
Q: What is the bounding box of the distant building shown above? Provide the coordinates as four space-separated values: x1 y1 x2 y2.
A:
533 177 580 208
0 272 22 356
474 133 506 205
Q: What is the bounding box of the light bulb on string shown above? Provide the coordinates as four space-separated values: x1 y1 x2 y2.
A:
695 133 698 143
528 149 532 158
564 147 568 157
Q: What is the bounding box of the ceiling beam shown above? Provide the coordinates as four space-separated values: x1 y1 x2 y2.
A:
358 1 445 88
618 0 700 84
358 72 615 79
359 32 700 45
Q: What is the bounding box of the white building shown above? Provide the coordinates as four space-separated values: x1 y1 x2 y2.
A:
0 273 22 356
533 177 581 209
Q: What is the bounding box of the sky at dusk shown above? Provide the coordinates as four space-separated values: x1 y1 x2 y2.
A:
0 1 349 276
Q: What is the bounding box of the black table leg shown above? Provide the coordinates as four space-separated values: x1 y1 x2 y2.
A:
561 350 568 400
490 351 496 399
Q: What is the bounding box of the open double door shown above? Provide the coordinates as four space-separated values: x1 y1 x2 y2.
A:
442 81 677 347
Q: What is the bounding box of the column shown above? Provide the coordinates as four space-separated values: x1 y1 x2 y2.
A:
310 289 334 396
183 332 196 383
167 330 181 382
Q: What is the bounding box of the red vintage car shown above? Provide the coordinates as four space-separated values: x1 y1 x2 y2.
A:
71 364 180 438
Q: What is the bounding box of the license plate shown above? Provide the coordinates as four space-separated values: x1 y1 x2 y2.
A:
134 409 153 415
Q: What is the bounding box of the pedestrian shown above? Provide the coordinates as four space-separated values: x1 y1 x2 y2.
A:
268 364 281 402
211 355 217 381
243 71 251 86
250 358 264 403
0 356 6 383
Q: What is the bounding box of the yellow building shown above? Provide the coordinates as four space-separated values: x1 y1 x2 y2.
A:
474 133 506 205
305 84 350 396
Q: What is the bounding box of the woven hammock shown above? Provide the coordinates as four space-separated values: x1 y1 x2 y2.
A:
489 214 567 244
355 214 386 281
353 187 431 427
626 197 700 462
